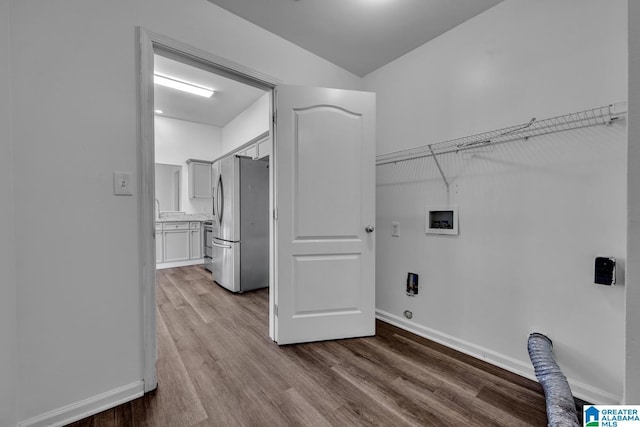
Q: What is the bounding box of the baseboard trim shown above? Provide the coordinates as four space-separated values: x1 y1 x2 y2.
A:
19 381 144 427
156 259 203 270
375 309 621 404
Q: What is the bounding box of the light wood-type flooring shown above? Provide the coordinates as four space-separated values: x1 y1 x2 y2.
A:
68 265 554 426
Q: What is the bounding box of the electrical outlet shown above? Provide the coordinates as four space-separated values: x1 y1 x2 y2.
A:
392 221 400 237
406 272 418 296
113 171 133 196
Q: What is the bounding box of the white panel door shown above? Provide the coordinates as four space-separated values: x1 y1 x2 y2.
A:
274 85 376 345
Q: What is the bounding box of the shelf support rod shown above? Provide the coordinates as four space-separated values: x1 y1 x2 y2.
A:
428 145 449 192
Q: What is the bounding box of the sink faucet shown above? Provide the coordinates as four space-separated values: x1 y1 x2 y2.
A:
154 198 160 219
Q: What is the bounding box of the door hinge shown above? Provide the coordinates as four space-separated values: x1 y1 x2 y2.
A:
273 208 278 220
274 304 278 316
272 111 277 124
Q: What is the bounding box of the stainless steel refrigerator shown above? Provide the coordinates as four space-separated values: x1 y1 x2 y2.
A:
211 155 269 293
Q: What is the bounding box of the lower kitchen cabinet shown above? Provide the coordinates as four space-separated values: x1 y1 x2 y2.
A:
157 220 205 267
164 229 190 262
189 222 201 259
155 222 163 263
162 222 190 262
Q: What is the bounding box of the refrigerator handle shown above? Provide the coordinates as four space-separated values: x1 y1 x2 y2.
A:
212 241 232 249
217 175 224 227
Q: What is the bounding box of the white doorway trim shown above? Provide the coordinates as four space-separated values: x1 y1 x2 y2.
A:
137 27 279 392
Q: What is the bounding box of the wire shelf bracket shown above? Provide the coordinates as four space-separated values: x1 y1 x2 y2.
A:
375 102 628 191
428 144 449 192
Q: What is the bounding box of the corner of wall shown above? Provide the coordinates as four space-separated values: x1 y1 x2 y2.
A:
0 0 18 424
369 0 627 401
625 0 640 404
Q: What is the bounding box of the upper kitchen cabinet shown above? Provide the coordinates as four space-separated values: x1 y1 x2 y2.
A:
236 133 271 160
244 145 258 159
256 136 271 159
187 159 213 198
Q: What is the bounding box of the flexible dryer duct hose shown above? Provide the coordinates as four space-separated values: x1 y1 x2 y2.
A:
527 333 580 427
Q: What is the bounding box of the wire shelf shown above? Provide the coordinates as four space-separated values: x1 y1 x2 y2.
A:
376 102 627 166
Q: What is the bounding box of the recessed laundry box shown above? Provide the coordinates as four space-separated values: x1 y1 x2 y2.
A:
426 206 458 235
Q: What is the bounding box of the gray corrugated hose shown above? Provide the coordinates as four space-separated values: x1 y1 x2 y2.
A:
527 333 580 427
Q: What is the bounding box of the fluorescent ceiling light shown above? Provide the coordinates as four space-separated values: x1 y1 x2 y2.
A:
153 74 214 98
154 109 163 114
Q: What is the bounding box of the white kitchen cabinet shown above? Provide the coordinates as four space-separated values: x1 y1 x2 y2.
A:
244 145 257 159
155 222 163 263
187 159 213 199
189 222 201 259
257 138 271 159
233 133 271 160
157 221 205 266
163 222 190 262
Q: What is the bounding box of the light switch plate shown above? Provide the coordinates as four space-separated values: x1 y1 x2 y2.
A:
391 221 400 237
113 171 133 196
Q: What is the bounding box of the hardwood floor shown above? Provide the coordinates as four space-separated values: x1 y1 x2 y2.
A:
67 265 552 426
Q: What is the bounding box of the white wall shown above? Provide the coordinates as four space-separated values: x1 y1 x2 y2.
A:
8 0 360 424
222 92 270 154
365 0 627 403
155 116 222 214
0 0 16 425
626 0 640 404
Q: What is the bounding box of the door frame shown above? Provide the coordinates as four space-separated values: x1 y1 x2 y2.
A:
137 28 279 391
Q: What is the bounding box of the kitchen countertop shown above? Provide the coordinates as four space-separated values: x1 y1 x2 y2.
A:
156 213 214 222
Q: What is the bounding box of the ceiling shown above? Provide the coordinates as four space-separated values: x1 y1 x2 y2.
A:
207 0 503 77
154 54 267 127
155 0 504 127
